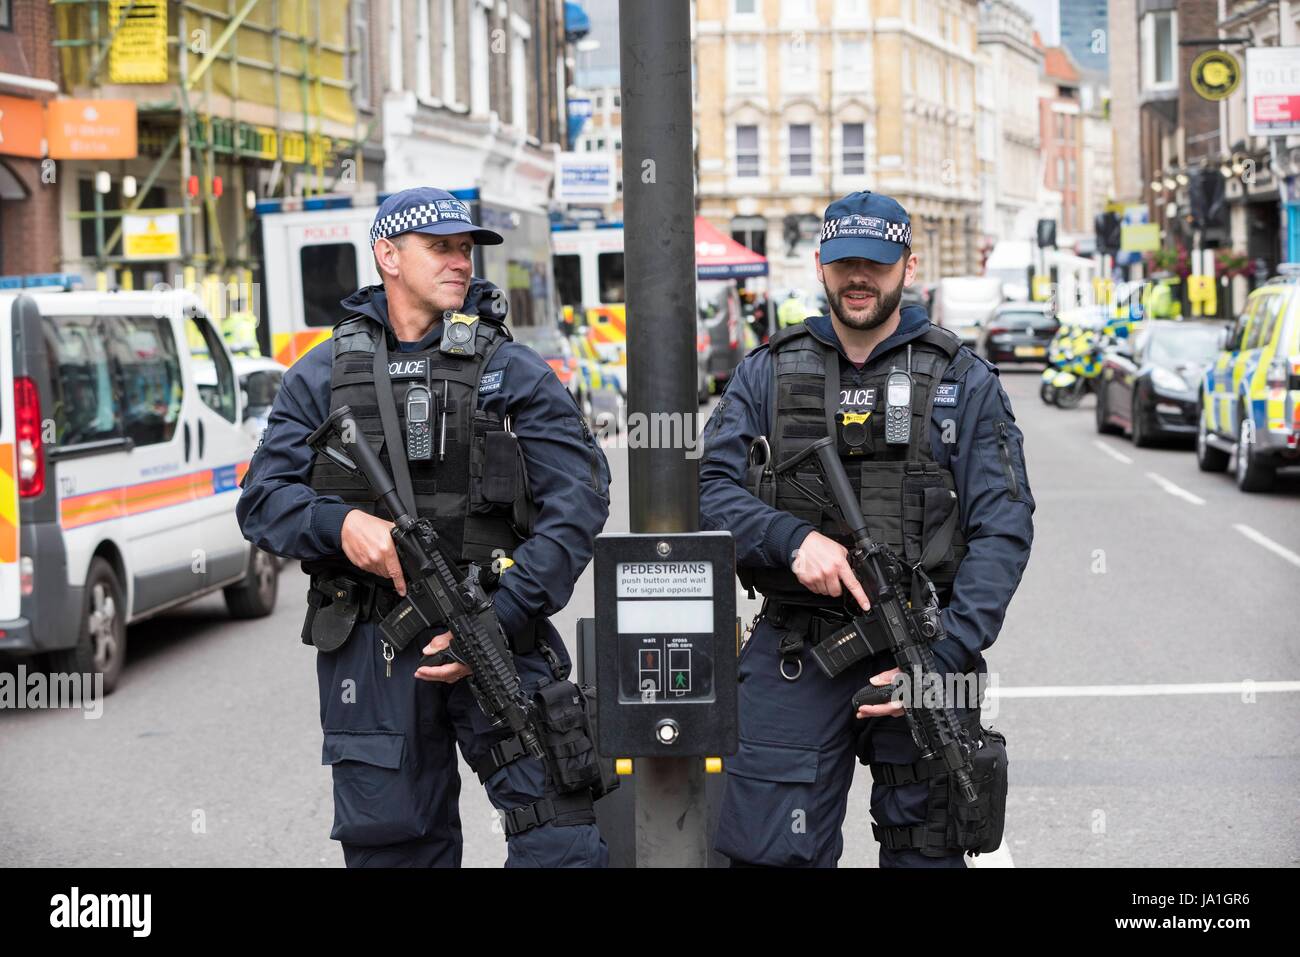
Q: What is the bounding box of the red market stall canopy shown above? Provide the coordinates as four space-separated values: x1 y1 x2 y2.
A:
695 217 768 279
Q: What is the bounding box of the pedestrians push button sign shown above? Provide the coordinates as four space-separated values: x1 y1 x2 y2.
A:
594 533 738 757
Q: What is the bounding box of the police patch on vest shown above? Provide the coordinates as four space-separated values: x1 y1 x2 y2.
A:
839 387 877 408
934 383 960 406
479 369 504 393
388 357 429 379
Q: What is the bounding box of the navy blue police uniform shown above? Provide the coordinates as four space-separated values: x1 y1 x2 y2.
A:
237 189 612 867
699 191 1034 868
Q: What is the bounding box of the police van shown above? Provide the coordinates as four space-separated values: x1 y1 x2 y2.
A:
0 286 279 693
256 188 557 367
1197 265 1300 492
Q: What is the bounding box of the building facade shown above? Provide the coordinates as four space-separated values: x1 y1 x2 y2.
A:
1038 40 1083 239
696 0 982 291
0 0 62 277
977 0 1043 245
1216 0 1300 305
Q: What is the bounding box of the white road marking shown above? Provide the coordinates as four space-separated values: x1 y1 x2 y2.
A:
1232 523 1300 569
1144 471 1206 505
1093 440 1133 465
988 680 1300 699
968 843 1016 868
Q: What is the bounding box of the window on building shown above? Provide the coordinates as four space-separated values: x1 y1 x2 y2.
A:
733 0 758 14
350 0 372 109
595 93 604 110
736 124 760 177
838 38 868 88
1142 10 1177 90
783 0 813 19
731 216 767 256
1056 157 1064 186
0 0 11 29
789 123 812 177
511 31 529 134
613 94 621 108
470 1 491 114
441 0 457 103
842 122 865 175
300 244 359 328
734 41 760 89
416 0 432 100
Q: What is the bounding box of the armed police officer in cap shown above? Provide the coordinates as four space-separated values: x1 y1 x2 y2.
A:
700 190 1034 868
238 187 613 867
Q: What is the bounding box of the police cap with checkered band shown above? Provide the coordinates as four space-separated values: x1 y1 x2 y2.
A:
819 190 912 266
369 186 504 248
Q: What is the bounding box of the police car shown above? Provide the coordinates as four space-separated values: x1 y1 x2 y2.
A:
0 287 279 693
1196 266 1300 491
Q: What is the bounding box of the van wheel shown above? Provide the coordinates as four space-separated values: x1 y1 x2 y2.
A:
1234 412 1275 493
46 557 126 695
224 547 279 619
1195 408 1229 472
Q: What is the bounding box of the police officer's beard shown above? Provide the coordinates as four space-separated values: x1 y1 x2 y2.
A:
826 276 905 331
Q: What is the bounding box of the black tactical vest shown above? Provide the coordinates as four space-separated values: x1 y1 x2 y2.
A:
305 313 532 584
744 322 972 608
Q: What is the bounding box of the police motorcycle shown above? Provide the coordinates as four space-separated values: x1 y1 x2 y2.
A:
1040 309 1135 409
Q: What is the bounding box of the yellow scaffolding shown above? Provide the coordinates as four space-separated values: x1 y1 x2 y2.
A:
52 0 362 309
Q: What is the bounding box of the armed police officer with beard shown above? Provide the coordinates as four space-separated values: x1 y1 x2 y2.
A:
700 191 1034 868
238 188 613 867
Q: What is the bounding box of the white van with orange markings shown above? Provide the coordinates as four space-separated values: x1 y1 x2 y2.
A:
0 288 279 694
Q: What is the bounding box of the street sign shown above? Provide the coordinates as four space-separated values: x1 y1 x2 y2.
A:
1121 222 1161 253
1246 47 1300 137
556 151 617 204
1190 50 1241 102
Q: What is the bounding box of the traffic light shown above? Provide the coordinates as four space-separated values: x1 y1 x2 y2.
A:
1037 218 1057 249
1188 169 1228 246
1094 211 1121 256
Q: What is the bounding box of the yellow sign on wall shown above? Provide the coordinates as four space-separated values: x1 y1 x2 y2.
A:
123 214 181 260
1190 50 1241 102
108 0 168 84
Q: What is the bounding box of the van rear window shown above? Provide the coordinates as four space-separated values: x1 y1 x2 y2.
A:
301 243 358 327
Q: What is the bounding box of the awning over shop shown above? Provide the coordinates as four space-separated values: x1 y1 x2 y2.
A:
695 217 768 279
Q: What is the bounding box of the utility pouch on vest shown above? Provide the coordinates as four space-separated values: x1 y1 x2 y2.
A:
305 577 366 653
945 726 1008 855
901 469 958 570
534 677 605 795
481 430 520 504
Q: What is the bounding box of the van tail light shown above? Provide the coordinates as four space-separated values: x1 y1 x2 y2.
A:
15 376 45 498
20 556 34 596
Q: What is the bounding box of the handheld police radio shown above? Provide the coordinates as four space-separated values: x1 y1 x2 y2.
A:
440 311 479 357
405 383 433 461
884 345 913 446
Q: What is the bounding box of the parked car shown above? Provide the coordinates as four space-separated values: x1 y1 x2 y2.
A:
233 356 285 446
931 276 1005 345
1196 267 1300 491
976 301 1058 366
0 290 279 694
1096 320 1222 446
698 279 745 390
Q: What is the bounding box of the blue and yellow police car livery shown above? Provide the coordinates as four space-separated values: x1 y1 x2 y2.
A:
1197 266 1300 492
